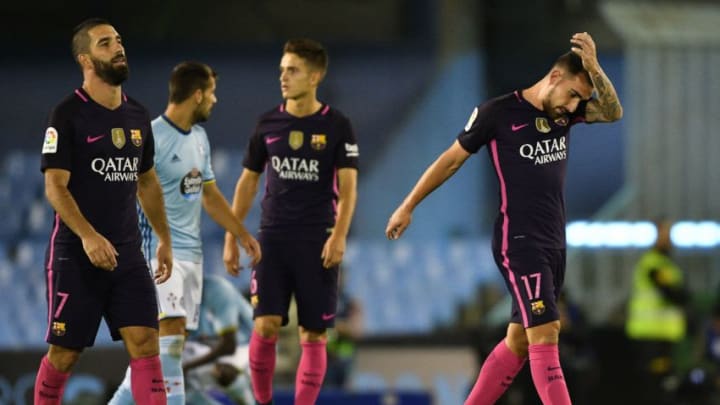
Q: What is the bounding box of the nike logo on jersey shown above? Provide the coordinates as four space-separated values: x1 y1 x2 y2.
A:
266 136 282 144
171 154 181 162
321 313 336 321
511 123 529 132
86 134 105 143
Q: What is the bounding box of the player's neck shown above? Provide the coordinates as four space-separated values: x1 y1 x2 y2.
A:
164 104 194 132
285 97 322 118
82 75 123 110
521 82 545 111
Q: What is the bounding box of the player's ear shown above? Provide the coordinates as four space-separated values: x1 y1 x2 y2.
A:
77 53 91 69
549 68 564 84
194 88 203 104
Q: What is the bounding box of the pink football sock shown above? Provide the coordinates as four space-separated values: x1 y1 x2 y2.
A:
295 341 327 405
465 339 527 405
34 355 70 405
529 344 572 405
130 355 167 405
250 331 278 404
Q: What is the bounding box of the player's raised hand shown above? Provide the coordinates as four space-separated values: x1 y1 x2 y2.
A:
570 32 599 71
223 233 241 275
154 240 173 284
385 206 412 240
81 231 119 271
321 234 346 269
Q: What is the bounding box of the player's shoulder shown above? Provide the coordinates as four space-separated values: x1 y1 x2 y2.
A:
480 92 520 111
257 104 285 122
322 104 352 124
50 90 86 117
123 94 150 113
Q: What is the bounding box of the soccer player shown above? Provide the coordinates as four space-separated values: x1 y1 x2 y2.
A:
183 274 255 405
108 61 261 405
35 18 173 405
385 32 622 405
223 38 359 405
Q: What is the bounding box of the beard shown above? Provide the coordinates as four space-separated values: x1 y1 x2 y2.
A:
192 107 211 124
91 55 129 86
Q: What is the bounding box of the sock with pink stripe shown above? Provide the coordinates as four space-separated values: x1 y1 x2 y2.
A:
34 355 70 405
465 339 527 405
529 343 572 405
295 341 327 405
130 355 167 405
250 331 278 404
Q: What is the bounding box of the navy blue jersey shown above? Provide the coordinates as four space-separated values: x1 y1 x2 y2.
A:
457 91 587 250
41 88 155 246
243 103 359 238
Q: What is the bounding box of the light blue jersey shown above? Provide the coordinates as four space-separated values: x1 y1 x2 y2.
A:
139 115 215 262
190 275 254 344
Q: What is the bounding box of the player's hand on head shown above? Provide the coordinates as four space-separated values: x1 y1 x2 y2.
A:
321 234 346 269
570 32 599 70
385 206 412 240
223 233 240 275
154 241 173 284
81 232 119 271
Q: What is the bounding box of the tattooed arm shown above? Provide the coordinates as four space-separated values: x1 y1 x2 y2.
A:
571 32 623 123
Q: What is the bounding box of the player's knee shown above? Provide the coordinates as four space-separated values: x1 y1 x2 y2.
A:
299 327 327 343
47 345 82 372
254 317 281 338
119 326 160 358
526 320 561 345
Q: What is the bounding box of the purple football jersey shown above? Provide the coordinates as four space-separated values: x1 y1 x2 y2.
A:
41 88 155 246
458 91 587 250
243 103 359 239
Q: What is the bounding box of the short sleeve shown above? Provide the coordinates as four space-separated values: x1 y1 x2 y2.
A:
242 123 268 173
41 106 75 172
201 132 215 182
139 125 155 174
456 101 498 154
334 117 359 169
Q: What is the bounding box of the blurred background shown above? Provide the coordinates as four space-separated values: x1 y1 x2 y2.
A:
1 0 720 404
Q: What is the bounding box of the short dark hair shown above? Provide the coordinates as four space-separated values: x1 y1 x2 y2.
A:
168 61 217 104
283 38 328 73
71 18 111 60
554 51 591 86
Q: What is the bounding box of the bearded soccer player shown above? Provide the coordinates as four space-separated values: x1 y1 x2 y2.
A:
223 38 359 405
108 62 261 404
386 33 622 405
35 18 173 405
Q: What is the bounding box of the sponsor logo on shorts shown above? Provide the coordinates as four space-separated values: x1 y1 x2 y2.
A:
251 295 259 308
51 321 66 336
531 300 546 315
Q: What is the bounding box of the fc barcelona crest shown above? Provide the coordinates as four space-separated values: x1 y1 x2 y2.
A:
112 128 126 149
130 129 142 147
535 118 551 134
289 130 304 150
311 134 327 151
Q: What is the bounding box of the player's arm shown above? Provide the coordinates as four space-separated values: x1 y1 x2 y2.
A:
223 168 262 273
322 167 357 269
202 181 261 275
44 168 118 271
570 32 623 123
385 140 471 240
182 328 237 372
137 167 173 283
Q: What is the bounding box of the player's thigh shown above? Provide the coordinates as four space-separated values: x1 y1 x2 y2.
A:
44 244 109 349
250 237 293 325
493 246 560 328
291 238 339 331
106 246 159 340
